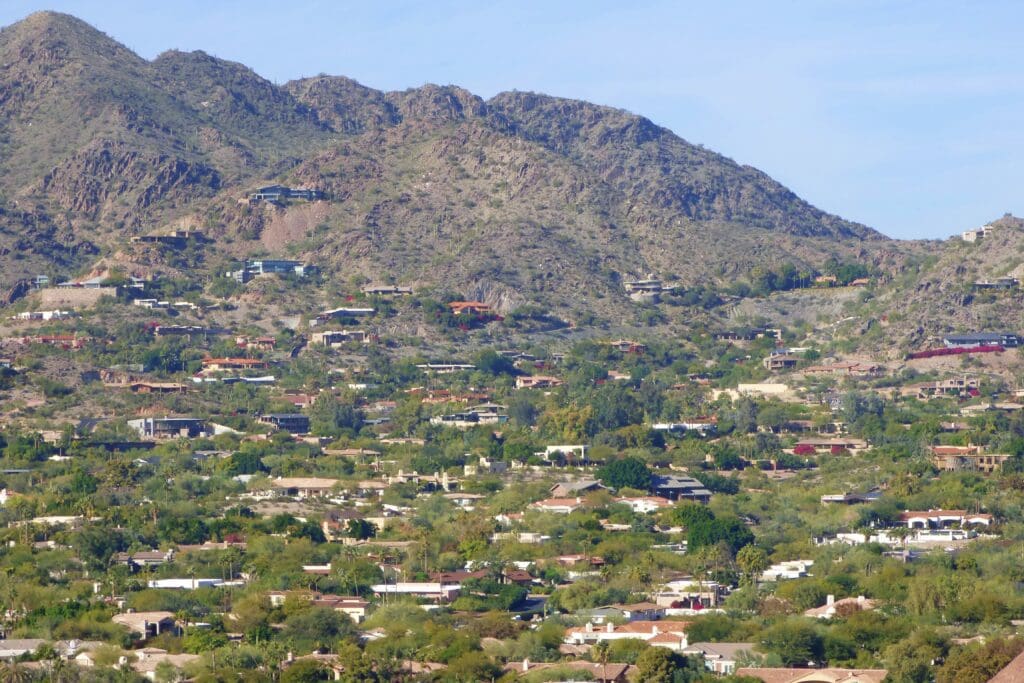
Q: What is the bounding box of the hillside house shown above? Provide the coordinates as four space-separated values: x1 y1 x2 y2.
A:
931 445 1012 473
448 301 491 315
201 358 268 372
127 417 209 440
312 307 376 326
649 475 712 502
549 479 603 498
248 185 324 204
312 329 370 346
942 332 1020 348
361 284 413 296
654 578 723 609
902 376 979 399
764 354 800 371
973 276 1019 290
899 509 992 529
515 375 563 389
258 413 310 434
228 259 314 283
804 361 883 377
653 419 718 436
609 339 647 353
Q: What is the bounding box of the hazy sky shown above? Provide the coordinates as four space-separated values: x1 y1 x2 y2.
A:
2 1 1022 240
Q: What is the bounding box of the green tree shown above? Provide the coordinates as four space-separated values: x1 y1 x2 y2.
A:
635 647 680 683
598 456 652 491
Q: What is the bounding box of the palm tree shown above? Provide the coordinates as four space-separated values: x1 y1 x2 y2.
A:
592 641 610 683
0 662 32 683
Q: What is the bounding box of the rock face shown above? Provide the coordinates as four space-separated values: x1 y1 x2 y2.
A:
0 10 890 311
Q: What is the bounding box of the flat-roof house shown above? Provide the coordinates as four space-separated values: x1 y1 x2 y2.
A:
942 332 1020 348
649 475 712 502
258 413 310 434
764 354 800 371
112 612 178 639
271 477 340 499
127 417 209 440
448 301 491 315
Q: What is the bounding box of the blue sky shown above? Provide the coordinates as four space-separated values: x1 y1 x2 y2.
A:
2 1 1022 240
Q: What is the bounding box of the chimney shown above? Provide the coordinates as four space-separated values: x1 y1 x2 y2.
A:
606 623 614 633
287 652 294 663
522 658 529 673
857 595 865 605
826 594 835 606
585 622 593 632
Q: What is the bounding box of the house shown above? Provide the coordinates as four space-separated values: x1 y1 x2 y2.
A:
683 642 758 676
312 329 370 346
506 660 634 682
544 445 590 464
761 560 814 581
111 612 178 639
942 332 1020 348
132 649 201 681
608 339 647 354
653 419 718 436
310 595 370 623
146 578 228 590
312 307 376 325
794 438 868 453
228 259 315 283
127 417 209 440
248 185 324 204
515 375 564 389
615 496 673 513
931 446 1012 473
899 509 992 529
820 490 882 505
649 475 712 502
973 276 1019 290
448 301 491 315
654 578 723 609
530 497 585 514
990 647 1024 682
415 362 475 374
270 477 340 499
902 375 979 399
764 354 800 371
803 361 883 377
201 357 268 372
804 594 878 619
258 413 310 434
113 550 174 569
369 582 461 602
236 336 276 350
549 479 604 497
961 224 994 242
736 668 887 683
361 284 413 296
563 620 691 650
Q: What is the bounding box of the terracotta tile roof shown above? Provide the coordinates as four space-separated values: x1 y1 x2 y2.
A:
989 648 1024 682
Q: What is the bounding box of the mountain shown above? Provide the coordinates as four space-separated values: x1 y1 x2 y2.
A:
0 11 892 317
